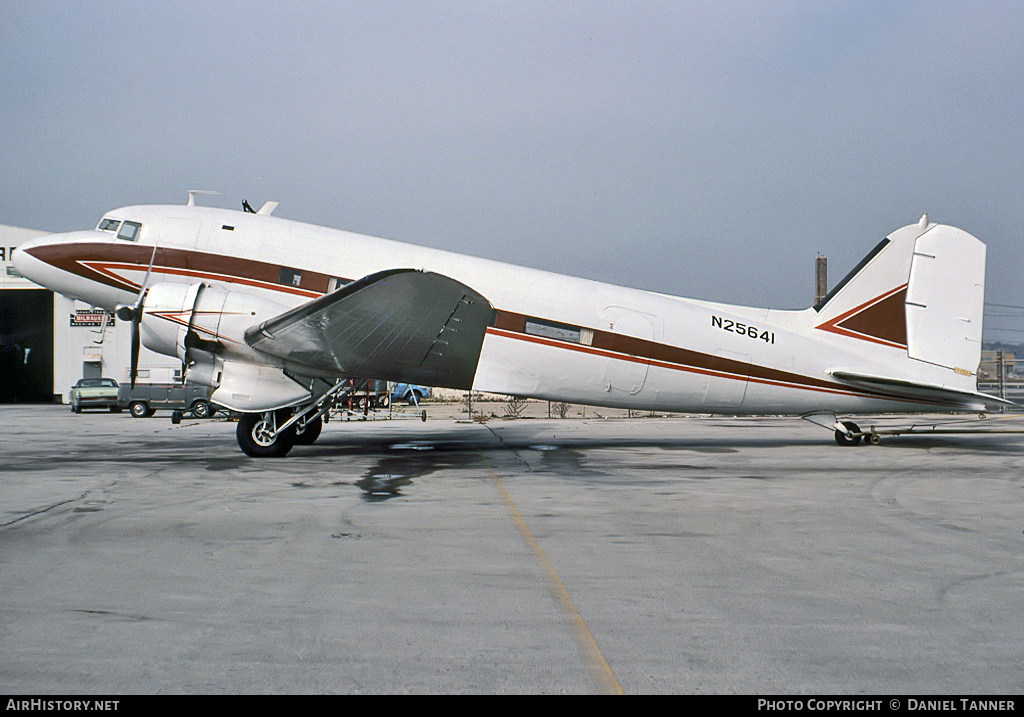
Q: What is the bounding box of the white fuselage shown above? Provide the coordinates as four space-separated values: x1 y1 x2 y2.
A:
13 203 963 416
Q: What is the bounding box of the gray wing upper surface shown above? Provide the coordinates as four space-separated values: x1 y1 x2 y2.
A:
244 269 494 389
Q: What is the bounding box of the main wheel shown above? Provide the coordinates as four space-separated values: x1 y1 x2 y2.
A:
834 420 862 446
236 411 296 457
293 415 323 445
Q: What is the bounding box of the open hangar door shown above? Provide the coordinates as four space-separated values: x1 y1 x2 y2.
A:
0 289 55 403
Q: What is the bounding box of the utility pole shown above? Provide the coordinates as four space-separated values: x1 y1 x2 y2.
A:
997 350 1005 402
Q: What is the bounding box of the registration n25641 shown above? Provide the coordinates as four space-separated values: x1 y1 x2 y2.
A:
712 315 775 344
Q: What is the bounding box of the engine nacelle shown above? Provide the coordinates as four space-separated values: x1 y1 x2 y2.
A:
136 283 193 359
139 281 292 387
137 282 315 411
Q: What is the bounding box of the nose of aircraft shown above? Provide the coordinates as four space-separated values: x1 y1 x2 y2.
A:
12 231 139 309
11 233 63 288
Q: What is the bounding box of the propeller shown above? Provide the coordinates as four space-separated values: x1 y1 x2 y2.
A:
180 282 208 384
115 244 158 389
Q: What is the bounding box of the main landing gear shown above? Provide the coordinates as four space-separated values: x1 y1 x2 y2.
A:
235 409 327 457
234 379 349 457
237 410 297 458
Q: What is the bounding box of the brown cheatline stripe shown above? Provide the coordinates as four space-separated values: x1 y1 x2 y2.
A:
26 241 340 298
489 310 955 406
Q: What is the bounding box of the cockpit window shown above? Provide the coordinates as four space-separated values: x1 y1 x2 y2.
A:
98 218 121 232
117 221 142 242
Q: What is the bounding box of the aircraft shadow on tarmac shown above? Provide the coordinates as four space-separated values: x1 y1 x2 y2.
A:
9 419 1021 504
306 423 1024 499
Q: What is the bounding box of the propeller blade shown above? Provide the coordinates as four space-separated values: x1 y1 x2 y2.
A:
125 245 157 390
130 315 140 389
136 245 158 309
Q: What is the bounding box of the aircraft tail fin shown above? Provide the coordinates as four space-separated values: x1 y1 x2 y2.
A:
814 216 986 391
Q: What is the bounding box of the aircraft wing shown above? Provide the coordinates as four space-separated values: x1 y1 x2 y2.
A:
830 370 1017 412
244 269 494 389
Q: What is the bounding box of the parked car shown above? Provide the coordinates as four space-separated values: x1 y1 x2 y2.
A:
118 382 218 418
392 383 430 405
69 377 122 413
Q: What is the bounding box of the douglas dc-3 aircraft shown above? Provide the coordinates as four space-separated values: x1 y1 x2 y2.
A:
13 193 1012 457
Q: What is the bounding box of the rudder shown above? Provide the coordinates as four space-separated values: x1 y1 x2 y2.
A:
905 224 985 377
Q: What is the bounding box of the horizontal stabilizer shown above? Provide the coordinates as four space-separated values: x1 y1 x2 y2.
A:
244 269 493 389
830 370 1016 412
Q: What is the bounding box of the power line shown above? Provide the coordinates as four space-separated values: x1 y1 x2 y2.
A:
984 327 1024 334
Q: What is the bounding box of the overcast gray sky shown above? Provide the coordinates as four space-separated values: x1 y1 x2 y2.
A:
2 1 1022 340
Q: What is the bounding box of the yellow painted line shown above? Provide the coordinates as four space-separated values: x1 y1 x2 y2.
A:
482 456 623 695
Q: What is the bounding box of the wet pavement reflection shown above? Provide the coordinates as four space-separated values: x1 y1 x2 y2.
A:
356 442 481 500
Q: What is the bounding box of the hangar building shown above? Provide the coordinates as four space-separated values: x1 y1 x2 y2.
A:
1 225 181 403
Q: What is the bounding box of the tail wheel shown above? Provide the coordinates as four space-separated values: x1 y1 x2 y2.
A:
237 410 296 457
834 420 862 446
